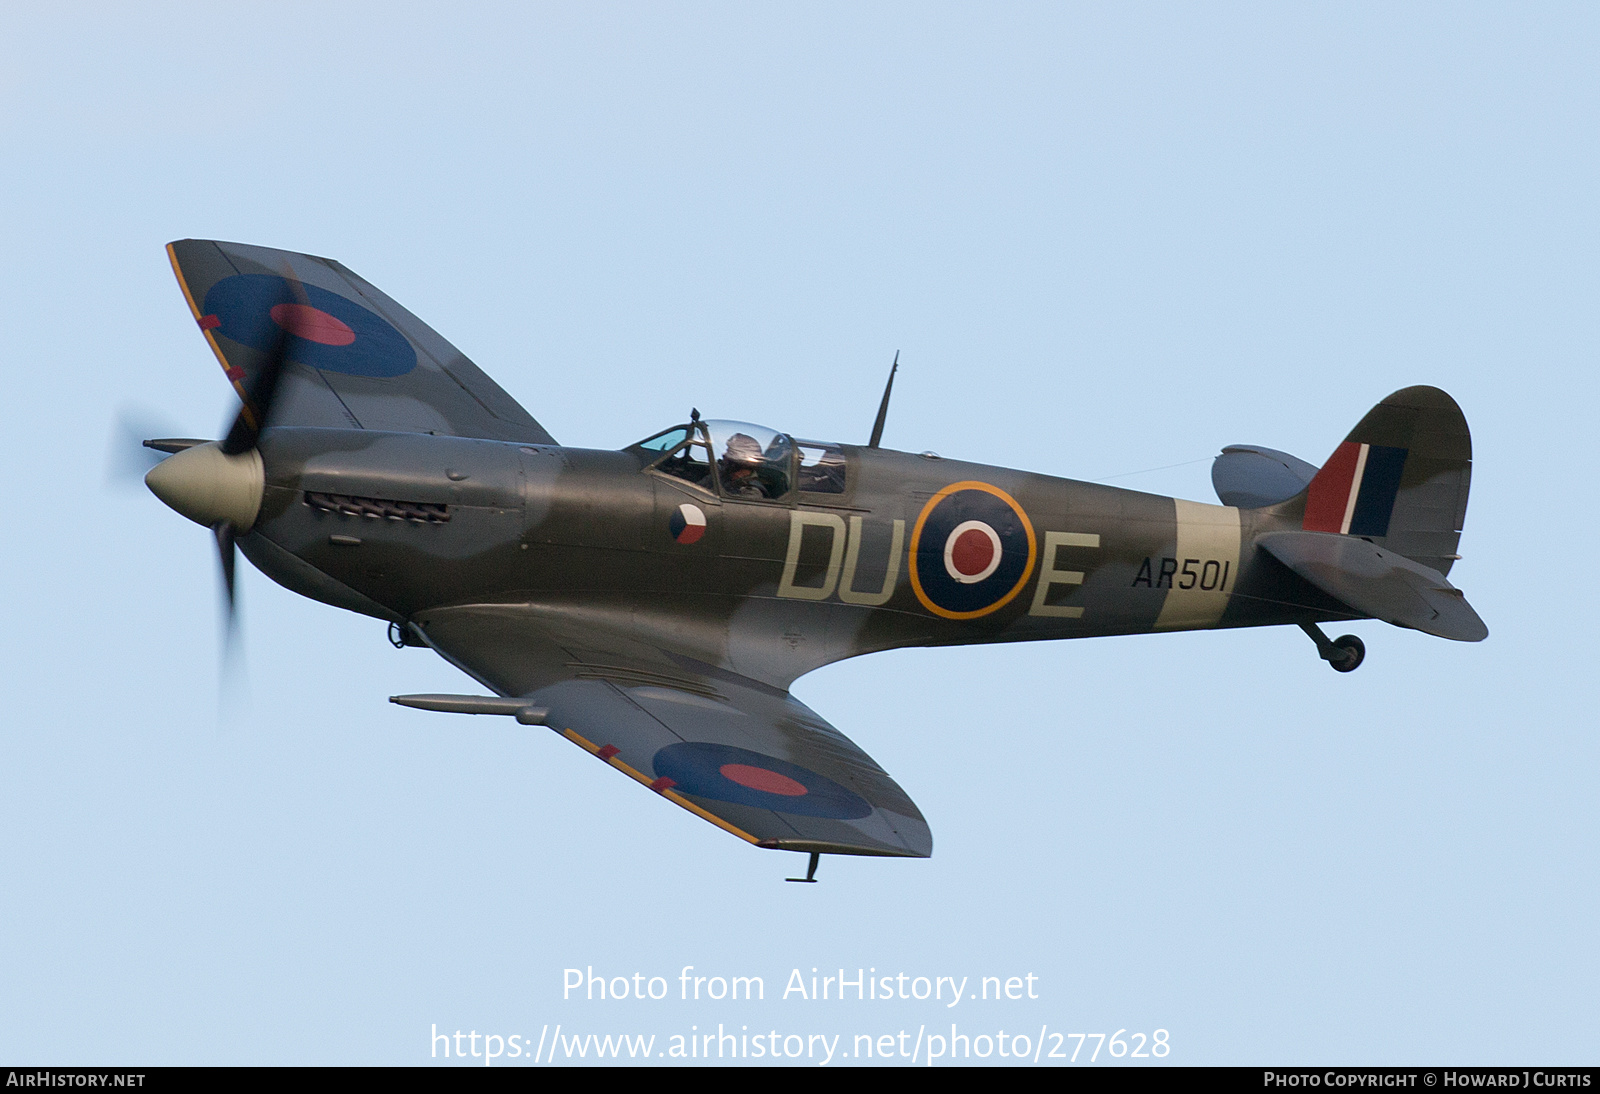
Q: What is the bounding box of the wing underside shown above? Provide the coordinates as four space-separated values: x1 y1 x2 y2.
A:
410 604 932 858
167 239 556 445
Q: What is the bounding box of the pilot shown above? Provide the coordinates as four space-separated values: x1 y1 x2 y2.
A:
720 433 770 498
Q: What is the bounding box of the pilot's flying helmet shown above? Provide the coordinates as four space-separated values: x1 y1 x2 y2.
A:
723 433 764 467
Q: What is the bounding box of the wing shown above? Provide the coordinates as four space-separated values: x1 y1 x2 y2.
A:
166 239 557 445
410 604 932 858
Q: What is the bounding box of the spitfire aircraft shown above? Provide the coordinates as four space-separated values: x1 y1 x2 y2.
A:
141 240 1486 880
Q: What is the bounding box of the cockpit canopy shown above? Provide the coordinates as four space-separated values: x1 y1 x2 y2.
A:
632 419 847 499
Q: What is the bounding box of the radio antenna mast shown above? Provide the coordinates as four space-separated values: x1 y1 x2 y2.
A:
867 352 899 449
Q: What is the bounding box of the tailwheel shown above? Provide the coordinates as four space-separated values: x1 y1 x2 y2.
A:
1299 623 1367 673
1329 634 1365 673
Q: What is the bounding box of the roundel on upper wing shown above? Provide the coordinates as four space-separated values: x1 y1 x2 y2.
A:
200 274 418 378
650 742 872 819
908 481 1037 619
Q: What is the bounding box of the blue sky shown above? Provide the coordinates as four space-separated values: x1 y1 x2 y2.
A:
2 2 1595 1064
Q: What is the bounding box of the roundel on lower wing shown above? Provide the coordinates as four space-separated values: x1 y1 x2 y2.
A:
909 481 1037 619
200 274 418 378
650 742 872 819
668 502 706 544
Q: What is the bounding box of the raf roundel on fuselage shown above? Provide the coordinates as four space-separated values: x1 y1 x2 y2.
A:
909 482 1038 620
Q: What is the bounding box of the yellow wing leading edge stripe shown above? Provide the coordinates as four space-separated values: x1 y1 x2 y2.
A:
166 242 257 420
556 728 761 846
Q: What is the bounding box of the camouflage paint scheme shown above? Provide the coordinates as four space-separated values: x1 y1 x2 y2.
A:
155 240 1485 864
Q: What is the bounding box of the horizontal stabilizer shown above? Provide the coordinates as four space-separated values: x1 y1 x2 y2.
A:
1256 531 1487 642
1213 445 1318 508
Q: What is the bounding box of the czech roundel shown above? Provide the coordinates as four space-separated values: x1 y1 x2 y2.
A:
909 481 1037 619
650 742 872 819
668 503 707 544
200 274 418 378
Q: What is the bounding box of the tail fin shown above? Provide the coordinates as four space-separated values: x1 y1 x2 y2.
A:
1289 386 1472 576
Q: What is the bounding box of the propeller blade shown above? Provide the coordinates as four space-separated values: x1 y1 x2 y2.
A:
220 268 310 456
151 270 310 678
213 519 248 693
214 520 237 620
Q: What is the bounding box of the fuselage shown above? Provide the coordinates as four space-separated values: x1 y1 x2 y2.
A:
235 427 1346 688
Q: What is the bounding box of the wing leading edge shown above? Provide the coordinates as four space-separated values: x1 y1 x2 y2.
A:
409 604 931 858
167 239 556 445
